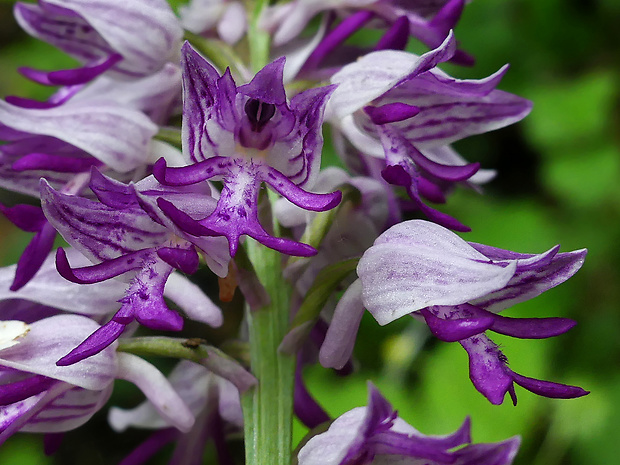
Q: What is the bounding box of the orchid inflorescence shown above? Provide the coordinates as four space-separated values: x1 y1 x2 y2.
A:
0 1 588 464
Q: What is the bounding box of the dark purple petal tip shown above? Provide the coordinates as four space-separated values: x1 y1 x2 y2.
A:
420 308 494 342
157 246 200 274
510 371 589 399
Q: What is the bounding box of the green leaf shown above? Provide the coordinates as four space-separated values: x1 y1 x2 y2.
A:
291 257 359 330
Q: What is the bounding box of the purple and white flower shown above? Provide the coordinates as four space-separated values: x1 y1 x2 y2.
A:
39 174 224 365
153 43 342 257
298 383 521 465
323 220 588 404
0 314 194 445
327 32 531 231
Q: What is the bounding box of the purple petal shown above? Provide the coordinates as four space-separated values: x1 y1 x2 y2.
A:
374 16 410 51
11 222 57 291
156 198 216 237
238 57 287 105
420 308 494 342
364 103 420 125
22 384 113 433
510 371 589 399
280 84 336 186
470 248 588 312
56 318 126 367
261 166 341 212
19 54 123 86
460 334 513 405
12 153 102 173
0 203 47 232
153 157 229 186
378 124 480 181
56 247 149 284
301 10 374 72
157 247 199 274
454 436 521 465
294 361 330 429
0 375 55 406
89 168 139 209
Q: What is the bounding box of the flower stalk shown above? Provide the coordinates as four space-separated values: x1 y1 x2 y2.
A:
242 232 295 465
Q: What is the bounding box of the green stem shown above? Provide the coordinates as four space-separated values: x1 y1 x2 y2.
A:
247 0 271 71
241 236 295 465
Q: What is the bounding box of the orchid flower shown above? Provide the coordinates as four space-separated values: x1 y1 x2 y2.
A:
0 314 194 446
334 220 589 404
39 174 224 366
153 43 342 257
327 32 531 231
14 0 182 86
298 382 521 465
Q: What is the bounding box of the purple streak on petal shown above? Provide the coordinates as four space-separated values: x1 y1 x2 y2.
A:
11 222 57 291
4 96 60 109
156 198 217 236
56 319 126 366
510 371 589 399
285 84 336 186
157 247 200 274
11 153 102 173
294 360 330 429
374 16 409 51
55 247 148 284
153 157 230 186
261 166 342 212
119 428 181 465
238 57 287 105
89 168 139 209
0 375 55 406
420 308 494 342
43 433 64 455
0 203 46 232
46 54 123 86
302 10 374 72
364 103 420 125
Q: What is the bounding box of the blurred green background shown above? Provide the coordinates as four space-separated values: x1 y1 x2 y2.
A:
0 0 619 463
